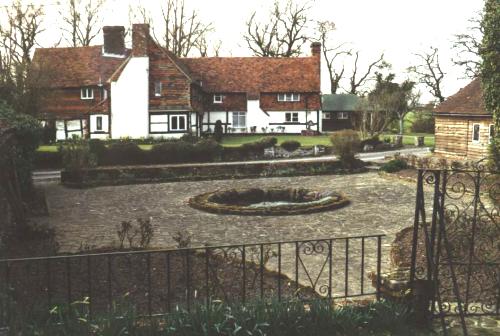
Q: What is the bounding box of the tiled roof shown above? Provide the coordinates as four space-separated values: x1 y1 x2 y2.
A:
434 78 489 115
32 46 130 88
322 94 360 111
182 56 320 94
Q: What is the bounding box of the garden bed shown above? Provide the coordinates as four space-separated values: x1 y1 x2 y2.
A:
189 187 349 216
61 159 367 188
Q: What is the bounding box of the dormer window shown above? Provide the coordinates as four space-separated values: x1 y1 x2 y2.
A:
154 81 162 97
213 94 223 103
277 93 300 102
81 87 94 100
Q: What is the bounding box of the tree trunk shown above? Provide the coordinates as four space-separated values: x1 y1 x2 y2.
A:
399 117 404 135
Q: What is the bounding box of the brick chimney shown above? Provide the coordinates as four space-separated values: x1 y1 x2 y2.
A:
311 42 321 57
103 26 125 56
132 24 149 57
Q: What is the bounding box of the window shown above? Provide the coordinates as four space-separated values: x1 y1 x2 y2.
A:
81 87 94 100
232 112 246 128
154 82 162 97
489 124 495 144
170 115 187 131
96 116 102 131
285 112 299 123
150 114 169 133
472 123 480 143
323 112 331 120
277 93 300 102
213 94 223 103
337 112 348 120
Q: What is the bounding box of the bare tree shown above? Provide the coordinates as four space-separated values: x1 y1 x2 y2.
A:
316 21 352 93
348 52 385 94
159 0 214 57
196 36 222 57
355 73 417 137
408 47 445 103
130 0 214 57
0 0 45 114
452 13 483 78
58 0 106 47
244 0 310 57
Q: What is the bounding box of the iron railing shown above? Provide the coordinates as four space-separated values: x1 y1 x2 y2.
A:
0 234 384 326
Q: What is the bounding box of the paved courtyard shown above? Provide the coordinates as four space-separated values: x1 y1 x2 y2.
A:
36 172 421 297
39 172 417 253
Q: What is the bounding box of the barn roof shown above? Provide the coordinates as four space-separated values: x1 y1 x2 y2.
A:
322 94 360 111
434 78 489 116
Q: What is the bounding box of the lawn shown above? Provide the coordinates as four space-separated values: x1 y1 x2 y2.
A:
36 133 435 152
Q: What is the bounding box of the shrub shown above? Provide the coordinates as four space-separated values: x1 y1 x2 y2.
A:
360 135 382 149
193 138 222 162
180 133 198 144
260 136 278 147
330 130 361 168
104 141 146 166
34 151 63 169
280 140 301 152
0 101 42 195
411 112 435 133
149 141 191 164
61 138 96 171
88 139 107 165
381 159 408 173
213 120 223 142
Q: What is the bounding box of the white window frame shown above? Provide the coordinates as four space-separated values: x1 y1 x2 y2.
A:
337 112 348 120
489 124 495 144
323 112 331 120
80 87 94 100
154 82 162 97
277 93 300 102
213 94 223 103
169 115 187 131
285 112 299 123
232 111 246 128
472 123 480 143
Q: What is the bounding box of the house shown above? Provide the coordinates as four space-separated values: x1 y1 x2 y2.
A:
33 24 322 140
434 78 493 161
321 94 359 132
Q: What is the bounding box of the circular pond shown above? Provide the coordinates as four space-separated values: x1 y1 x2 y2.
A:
188 188 349 216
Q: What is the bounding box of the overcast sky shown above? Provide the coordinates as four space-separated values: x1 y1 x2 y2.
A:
1 0 485 102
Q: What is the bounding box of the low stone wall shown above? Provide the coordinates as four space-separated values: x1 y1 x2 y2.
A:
61 160 367 188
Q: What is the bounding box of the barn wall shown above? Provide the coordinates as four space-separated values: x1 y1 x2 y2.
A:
435 116 493 161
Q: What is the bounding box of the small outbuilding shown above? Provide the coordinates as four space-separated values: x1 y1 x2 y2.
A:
321 94 360 132
434 78 494 161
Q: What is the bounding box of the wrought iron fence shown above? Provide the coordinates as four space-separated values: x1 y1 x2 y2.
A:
410 164 499 335
0 234 384 327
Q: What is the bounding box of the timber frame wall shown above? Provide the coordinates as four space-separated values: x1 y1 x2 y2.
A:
435 115 493 161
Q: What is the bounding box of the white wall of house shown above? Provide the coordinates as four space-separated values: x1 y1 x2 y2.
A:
89 114 110 139
200 99 321 134
55 119 86 140
110 57 149 139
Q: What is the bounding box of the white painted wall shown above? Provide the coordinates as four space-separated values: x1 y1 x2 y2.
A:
110 57 149 138
89 114 110 139
200 100 322 134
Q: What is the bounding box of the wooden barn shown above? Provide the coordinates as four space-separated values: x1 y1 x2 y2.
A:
321 94 359 131
434 78 494 161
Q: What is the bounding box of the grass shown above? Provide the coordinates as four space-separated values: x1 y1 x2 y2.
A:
36 133 435 152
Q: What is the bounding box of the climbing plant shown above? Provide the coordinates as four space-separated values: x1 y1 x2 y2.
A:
480 0 500 167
